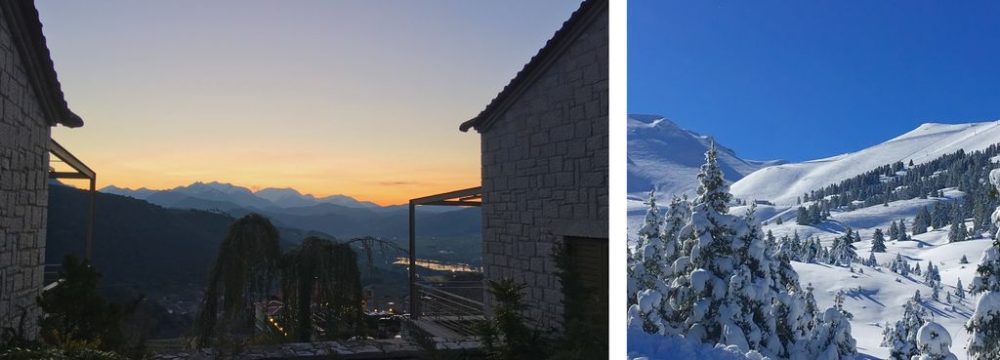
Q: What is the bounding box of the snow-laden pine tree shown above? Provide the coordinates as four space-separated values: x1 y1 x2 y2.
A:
661 144 855 359
899 220 909 241
668 143 778 353
661 196 692 279
629 189 664 332
912 321 958 360
829 233 857 266
890 253 911 276
965 168 1000 359
628 192 692 335
949 205 968 243
890 221 901 240
955 279 965 300
811 307 856 360
872 228 887 252
882 296 929 360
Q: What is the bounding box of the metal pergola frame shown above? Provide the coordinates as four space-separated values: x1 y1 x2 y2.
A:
48 138 96 260
408 186 481 318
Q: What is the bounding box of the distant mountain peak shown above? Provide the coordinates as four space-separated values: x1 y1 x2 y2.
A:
100 181 382 210
627 114 783 197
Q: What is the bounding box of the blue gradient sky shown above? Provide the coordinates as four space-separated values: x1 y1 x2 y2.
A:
39 0 581 204
629 0 1000 162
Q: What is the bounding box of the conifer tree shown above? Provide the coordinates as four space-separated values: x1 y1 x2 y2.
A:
899 220 909 241
965 168 1000 359
914 206 931 235
955 279 965 300
872 228 887 253
655 145 855 359
629 189 664 332
865 252 878 267
882 297 929 360
889 221 900 240
912 322 958 360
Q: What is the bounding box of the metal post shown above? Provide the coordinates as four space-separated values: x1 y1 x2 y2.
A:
86 177 95 260
409 202 417 319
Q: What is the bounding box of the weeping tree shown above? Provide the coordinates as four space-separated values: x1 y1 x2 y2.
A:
281 237 365 342
194 214 282 347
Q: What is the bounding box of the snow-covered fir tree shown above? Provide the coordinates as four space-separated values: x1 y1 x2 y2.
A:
965 168 1000 359
829 233 857 266
765 229 778 256
890 221 901 240
899 220 909 241
913 206 932 235
629 189 664 332
955 279 965 300
811 307 857 360
948 206 968 243
923 261 940 284
872 228 887 252
864 251 878 267
644 144 856 359
628 192 692 335
890 253 910 276
960 255 969 264
912 321 958 360
882 296 930 360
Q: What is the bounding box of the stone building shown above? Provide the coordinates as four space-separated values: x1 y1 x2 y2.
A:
1 1 84 336
459 0 608 331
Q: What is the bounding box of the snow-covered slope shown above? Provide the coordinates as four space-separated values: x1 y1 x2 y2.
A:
731 121 1000 205
627 120 1000 359
627 114 783 199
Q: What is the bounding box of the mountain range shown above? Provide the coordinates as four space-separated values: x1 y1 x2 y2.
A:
101 181 479 240
628 113 1000 206
102 182 380 211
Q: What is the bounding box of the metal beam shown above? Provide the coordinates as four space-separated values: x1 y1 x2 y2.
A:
407 186 482 320
421 200 482 207
49 139 95 179
409 202 417 319
409 186 481 205
48 139 96 261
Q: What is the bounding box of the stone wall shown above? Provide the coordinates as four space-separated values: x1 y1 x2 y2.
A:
0 5 51 338
479 7 608 330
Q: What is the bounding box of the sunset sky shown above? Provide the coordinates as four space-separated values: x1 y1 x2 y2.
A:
38 1 581 205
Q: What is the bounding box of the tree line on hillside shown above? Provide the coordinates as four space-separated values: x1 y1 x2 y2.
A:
785 144 1000 218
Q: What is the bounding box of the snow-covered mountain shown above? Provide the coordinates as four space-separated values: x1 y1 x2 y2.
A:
627 114 783 198
627 118 1000 359
731 121 1000 205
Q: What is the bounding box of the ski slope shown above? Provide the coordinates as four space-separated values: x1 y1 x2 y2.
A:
731 121 1000 205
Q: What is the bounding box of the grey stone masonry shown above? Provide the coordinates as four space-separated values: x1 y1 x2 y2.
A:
0 4 51 338
479 7 608 330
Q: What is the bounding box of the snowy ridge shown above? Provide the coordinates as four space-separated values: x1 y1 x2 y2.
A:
627 114 783 198
732 120 1000 205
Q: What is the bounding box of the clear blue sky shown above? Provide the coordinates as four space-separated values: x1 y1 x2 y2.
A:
629 0 1000 161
